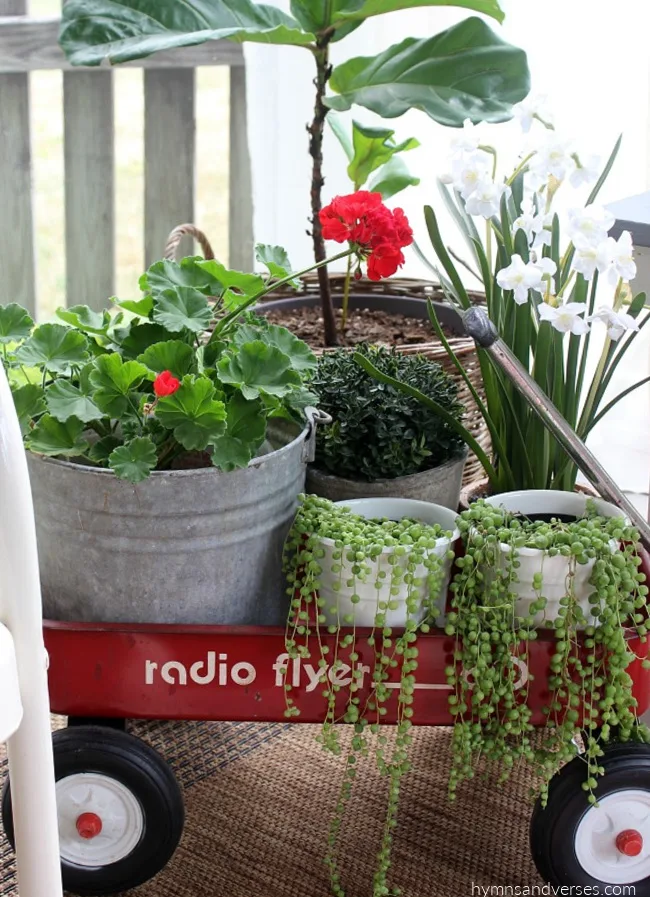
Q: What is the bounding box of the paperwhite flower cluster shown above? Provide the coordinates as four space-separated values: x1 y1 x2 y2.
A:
440 99 640 341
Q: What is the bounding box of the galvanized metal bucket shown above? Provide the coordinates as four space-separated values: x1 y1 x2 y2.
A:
305 448 468 510
27 414 326 626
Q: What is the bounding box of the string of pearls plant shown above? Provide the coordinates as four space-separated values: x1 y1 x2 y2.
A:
447 500 650 807
282 494 453 897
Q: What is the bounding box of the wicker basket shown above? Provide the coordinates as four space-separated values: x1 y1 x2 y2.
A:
164 224 490 486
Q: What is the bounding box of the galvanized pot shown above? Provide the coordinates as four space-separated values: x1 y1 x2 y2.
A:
306 448 468 510
27 415 326 626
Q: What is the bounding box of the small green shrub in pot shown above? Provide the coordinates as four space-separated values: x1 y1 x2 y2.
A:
307 345 468 507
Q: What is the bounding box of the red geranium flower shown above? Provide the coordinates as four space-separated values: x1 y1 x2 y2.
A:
319 191 413 281
153 370 181 397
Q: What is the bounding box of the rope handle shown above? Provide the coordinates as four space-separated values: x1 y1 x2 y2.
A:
163 224 215 261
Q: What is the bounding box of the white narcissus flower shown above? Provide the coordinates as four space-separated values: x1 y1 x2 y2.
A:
529 137 575 183
589 305 639 340
569 153 601 188
465 179 510 219
538 301 590 335
571 235 615 281
611 230 637 282
450 118 483 155
567 205 615 245
450 150 492 199
512 94 554 132
496 253 556 305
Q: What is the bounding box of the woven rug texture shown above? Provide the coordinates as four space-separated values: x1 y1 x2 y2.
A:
0 719 543 897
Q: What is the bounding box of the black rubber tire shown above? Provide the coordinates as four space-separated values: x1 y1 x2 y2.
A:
530 740 650 892
1 725 184 896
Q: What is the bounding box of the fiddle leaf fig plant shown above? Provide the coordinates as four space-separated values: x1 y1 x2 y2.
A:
59 0 530 346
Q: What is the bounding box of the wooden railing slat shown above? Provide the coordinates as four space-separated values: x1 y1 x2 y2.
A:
0 17 244 73
144 69 196 266
229 67 254 272
0 1 36 313
63 70 115 310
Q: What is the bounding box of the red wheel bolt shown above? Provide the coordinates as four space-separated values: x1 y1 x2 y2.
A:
76 812 103 840
616 829 643 857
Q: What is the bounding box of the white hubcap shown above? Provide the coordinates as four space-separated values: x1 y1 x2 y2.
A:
575 789 650 883
56 773 144 866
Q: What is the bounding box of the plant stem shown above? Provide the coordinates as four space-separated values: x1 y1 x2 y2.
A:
341 255 353 333
309 40 338 347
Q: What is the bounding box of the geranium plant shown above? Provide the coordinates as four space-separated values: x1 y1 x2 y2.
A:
59 0 530 345
283 494 454 897
448 500 649 806
1 193 411 482
417 100 650 491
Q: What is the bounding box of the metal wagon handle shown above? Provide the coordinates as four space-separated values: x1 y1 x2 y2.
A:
462 307 650 552
163 224 215 261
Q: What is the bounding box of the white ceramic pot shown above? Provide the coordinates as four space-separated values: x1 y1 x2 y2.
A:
318 498 459 629
484 490 625 625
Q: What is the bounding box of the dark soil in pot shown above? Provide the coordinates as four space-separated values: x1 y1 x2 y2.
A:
263 304 431 348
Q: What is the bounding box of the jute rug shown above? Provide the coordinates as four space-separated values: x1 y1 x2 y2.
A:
1 719 543 897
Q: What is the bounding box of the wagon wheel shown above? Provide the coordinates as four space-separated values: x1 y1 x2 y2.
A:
1 726 184 896
530 741 650 893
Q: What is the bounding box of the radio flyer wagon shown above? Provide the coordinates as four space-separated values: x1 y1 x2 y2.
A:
2 308 650 896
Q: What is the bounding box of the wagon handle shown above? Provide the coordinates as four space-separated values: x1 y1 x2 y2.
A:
163 224 215 261
463 307 650 552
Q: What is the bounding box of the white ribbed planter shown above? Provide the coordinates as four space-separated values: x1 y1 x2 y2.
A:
484 490 624 625
318 498 459 629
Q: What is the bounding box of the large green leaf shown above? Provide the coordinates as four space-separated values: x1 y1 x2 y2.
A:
155 376 227 451
137 340 196 377
27 414 88 457
290 0 361 40
195 261 265 309
0 303 33 344
210 392 267 471
88 435 122 464
15 324 89 373
116 323 174 359
56 305 113 336
45 381 104 424
216 341 301 400
332 0 504 25
327 17 530 125
141 257 224 299
11 384 46 435
232 325 317 373
152 287 213 334
347 120 418 188
89 354 150 417
368 155 420 199
59 0 315 68
109 436 158 483
254 245 296 284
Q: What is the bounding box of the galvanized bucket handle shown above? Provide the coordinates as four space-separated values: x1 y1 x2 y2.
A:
302 407 332 464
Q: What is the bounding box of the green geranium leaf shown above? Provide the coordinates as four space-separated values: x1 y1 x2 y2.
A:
14 323 89 373
327 18 530 126
109 436 158 483
333 0 505 25
232 324 316 373
195 261 265 310
116 323 175 359
89 353 149 418
254 244 297 284
118 295 154 317
88 435 122 464
155 375 227 451
45 381 103 424
142 257 224 299
137 340 196 378
0 303 33 344
368 155 420 199
347 120 418 189
216 341 301 401
56 305 112 336
28 414 87 457
210 392 267 471
152 287 213 334
11 384 46 435
60 0 315 67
